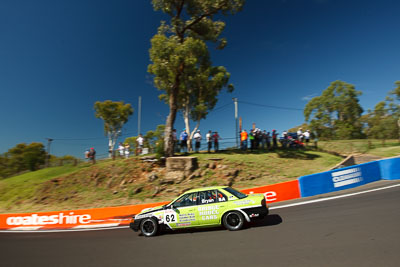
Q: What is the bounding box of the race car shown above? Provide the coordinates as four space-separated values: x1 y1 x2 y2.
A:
130 186 269 237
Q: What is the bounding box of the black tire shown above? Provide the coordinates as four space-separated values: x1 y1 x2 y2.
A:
140 218 159 237
223 211 245 231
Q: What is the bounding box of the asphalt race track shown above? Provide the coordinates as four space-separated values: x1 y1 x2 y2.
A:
1 181 400 267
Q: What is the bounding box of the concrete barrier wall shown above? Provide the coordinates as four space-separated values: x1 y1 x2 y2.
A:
379 157 400 180
299 161 382 198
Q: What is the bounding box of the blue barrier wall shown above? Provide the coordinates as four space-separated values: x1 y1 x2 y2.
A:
380 157 400 180
299 161 382 197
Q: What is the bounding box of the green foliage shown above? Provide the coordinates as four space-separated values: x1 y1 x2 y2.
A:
123 136 137 151
124 125 166 156
49 155 79 167
362 81 400 139
304 80 364 140
0 143 46 179
148 0 245 156
94 100 134 155
288 123 310 133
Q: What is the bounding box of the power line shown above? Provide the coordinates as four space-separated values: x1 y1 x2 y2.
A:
212 102 233 112
238 101 303 111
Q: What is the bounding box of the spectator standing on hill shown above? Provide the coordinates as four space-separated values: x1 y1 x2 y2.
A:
84 149 90 159
180 129 188 152
206 130 212 153
88 147 96 164
281 130 288 148
240 130 248 151
137 134 144 155
272 130 278 148
266 132 271 149
124 143 130 158
304 130 311 146
261 130 267 150
213 132 220 152
249 129 255 151
297 128 303 142
193 130 202 153
118 142 125 157
254 128 261 149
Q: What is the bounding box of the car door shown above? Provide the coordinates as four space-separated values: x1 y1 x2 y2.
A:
197 190 228 226
165 192 199 229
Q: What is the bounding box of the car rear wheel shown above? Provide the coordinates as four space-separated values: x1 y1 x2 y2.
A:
140 218 159 237
223 211 244 231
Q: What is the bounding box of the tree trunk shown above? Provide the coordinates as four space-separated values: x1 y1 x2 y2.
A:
183 104 193 152
108 135 114 158
189 120 200 149
164 91 178 157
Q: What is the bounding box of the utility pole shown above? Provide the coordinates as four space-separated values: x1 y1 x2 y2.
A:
398 117 400 143
138 96 142 135
45 138 53 168
233 98 239 148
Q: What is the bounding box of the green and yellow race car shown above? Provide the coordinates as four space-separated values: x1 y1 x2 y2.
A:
130 186 269 237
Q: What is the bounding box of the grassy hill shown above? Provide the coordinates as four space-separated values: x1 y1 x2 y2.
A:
1 142 398 214
317 139 400 156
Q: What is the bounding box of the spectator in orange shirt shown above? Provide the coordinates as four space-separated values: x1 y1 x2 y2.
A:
240 130 248 151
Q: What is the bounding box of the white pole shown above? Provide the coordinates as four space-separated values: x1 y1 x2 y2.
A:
138 96 142 135
233 98 238 148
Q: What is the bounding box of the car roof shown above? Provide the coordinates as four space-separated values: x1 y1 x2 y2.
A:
184 186 228 194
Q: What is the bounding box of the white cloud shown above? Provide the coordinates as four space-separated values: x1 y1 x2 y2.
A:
301 93 318 101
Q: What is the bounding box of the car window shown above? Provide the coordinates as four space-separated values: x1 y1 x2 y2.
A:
199 190 218 205
216 190 227 202
173 192 197 208
223 187 248 199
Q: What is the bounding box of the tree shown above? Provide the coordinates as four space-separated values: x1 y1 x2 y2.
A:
304 80 363 140
182 65 233 151
124 125 165 155
362 81 400 140
148 0 245 156
144 124 165 153
0 142 46 178
94 100 133 158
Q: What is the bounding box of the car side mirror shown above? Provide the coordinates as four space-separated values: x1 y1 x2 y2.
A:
170 204 175 210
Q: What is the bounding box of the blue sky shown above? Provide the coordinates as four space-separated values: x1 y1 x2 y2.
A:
1 0 399 158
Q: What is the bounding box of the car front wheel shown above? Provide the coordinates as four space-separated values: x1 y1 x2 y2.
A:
140 218 159 237
223 211 244 231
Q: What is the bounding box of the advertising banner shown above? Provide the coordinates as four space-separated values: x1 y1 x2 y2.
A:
0 181 301 230
299 161 382 197
0 202 168 230
240 180 301 203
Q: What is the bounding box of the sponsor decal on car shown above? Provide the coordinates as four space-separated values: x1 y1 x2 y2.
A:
198 205 220 220
233 200 255 206
178 213 196 222
176 223 192 227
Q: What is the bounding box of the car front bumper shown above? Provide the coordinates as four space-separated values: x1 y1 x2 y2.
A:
129 219 141 232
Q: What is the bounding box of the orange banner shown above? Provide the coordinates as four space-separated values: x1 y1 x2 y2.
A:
241 180 301 203
0 180 300 230
0 202 168 230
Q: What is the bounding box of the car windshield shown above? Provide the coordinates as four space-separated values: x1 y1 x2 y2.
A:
224 187 248 199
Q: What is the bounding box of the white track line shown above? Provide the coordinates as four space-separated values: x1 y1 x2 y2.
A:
1 183 400 233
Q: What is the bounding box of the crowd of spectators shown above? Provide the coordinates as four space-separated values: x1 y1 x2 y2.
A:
174 129 221 153
90 127 314 160
240 128 312 151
